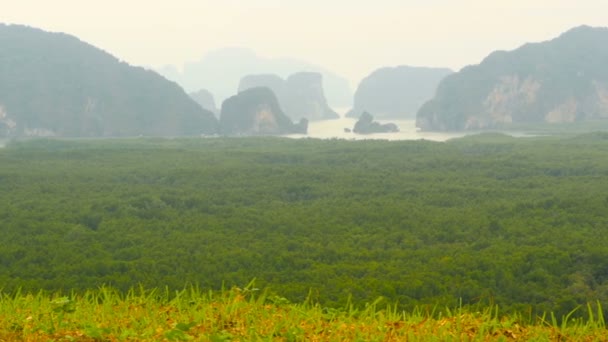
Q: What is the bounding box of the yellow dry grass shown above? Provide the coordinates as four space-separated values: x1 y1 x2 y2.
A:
0 287 606 341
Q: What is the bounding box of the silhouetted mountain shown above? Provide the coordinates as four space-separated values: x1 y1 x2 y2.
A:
417 26 608 131
157 47 353 108
238 72 338 121
189 89 218 116
239 74 287 107
0 24 218 137
219 87 307 136
347 66 452 119
284 73 340 121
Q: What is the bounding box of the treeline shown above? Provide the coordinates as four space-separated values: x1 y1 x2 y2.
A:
2 134 608 317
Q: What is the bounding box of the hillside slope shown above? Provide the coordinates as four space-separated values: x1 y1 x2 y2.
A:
0 24 218 137
417 26 608 131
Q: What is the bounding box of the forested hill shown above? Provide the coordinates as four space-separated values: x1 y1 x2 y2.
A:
2 135 608 318
417 25 608 131
0 24 218 138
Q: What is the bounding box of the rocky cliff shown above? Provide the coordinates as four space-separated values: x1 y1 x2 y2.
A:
157 47 353 108
238 72 339 121
219 87 307 135
189 89 218 116
417 26 608 131
347 66 452 119
0 24 218 137
284 72 339 121
238 74 287 107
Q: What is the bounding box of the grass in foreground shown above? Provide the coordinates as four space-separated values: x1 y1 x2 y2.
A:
0 286 606 341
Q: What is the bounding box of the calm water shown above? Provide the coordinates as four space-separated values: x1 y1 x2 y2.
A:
286 116 467 142
0 113 536 144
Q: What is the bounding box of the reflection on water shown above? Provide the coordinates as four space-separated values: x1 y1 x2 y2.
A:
286 117 468 142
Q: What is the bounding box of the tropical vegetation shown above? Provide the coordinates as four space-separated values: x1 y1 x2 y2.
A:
1 134 608 320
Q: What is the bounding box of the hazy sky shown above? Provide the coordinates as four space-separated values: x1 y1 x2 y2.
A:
2 0 606 83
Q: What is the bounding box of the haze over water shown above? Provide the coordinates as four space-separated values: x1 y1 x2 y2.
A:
296 118 463 141
285 109 465 141
286 109 540 142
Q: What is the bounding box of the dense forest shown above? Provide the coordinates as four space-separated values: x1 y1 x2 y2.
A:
1 134 608 317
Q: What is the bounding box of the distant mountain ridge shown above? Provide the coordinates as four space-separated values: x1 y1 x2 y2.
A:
157 48 353 108
238 72 339 121
347 66 452 119
189 89 218 117
0 24 219 137
417 25 608 131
